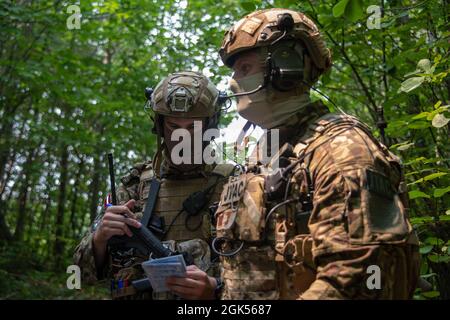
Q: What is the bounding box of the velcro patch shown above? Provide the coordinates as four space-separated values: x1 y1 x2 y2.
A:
365 169 395 199
241 17 263 35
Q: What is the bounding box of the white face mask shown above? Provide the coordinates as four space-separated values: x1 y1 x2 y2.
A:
229 72 311 129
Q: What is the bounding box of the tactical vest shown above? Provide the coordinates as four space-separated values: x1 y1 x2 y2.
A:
139 163 236 241
215 113 416 300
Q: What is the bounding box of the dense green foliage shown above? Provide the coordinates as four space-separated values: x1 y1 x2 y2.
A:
0 0 448 299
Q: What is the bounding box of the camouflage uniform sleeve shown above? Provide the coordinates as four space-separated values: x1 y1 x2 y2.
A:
299 125 416 299
73 227 104 285
73 167 142 285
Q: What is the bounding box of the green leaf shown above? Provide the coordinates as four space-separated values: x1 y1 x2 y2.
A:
431 113 450 128
411 216 434 225
419 245 433 254
241 2 257 11
433 186 450 198
397 142 414 151
425 237 445 246
434 101 442 109
412 112 430 120
346 0 364 22
399 77 425 93
428 254 450 263
409 190 430 199
424 172 448 181
426 110 439 121
422 291 440 298
332 0 349 18
408 121 430 129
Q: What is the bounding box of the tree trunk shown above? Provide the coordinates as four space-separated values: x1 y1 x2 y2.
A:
0 206 12 241
69 156 84 239
89 155 101 223
54 144 69 269
13 148 37 241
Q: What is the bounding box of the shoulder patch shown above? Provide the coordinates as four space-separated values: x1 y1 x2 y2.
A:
365 169 395 200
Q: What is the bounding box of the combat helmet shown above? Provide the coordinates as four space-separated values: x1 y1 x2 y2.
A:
219 8 332 89
146 71 222 137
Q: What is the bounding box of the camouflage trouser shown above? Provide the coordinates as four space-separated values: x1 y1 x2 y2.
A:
300 243 420 300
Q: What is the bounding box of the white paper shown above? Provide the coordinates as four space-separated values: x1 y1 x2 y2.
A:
141 254 187 292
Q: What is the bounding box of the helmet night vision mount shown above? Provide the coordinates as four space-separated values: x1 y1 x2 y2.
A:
144 71 229 135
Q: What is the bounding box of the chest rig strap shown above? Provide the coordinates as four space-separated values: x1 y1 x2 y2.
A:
141 178 162 234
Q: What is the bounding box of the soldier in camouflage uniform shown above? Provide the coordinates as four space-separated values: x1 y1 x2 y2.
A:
74 71 235 300
213 8 420 299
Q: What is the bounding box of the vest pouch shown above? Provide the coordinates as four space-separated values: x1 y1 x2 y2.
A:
216 173 266 242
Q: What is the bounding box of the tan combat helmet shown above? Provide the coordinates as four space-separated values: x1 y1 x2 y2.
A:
149 71 222 135
219 8 332 85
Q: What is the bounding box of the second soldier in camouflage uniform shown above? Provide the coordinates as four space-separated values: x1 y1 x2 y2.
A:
214 8 420 300
74 71 235 300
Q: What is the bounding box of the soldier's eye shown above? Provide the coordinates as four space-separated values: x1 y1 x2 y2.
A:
167 122 178 129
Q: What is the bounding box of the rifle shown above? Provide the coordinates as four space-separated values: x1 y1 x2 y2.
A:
106 153 193 292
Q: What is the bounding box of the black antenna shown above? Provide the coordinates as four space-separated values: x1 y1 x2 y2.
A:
107 153 117 205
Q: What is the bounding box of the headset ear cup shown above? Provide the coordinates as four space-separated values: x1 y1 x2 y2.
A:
269 41 305 91
153 115 164 138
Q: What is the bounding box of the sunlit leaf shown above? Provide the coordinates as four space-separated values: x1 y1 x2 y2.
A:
412 112 429 120
399 77 425 93
397 142 414 151
424 172 448 181
417 59 433 74
431 113 450 128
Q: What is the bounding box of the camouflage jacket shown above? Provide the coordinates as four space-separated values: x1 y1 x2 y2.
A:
216 101 420 300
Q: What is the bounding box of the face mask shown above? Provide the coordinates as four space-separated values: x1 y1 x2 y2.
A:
229 72 311 129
